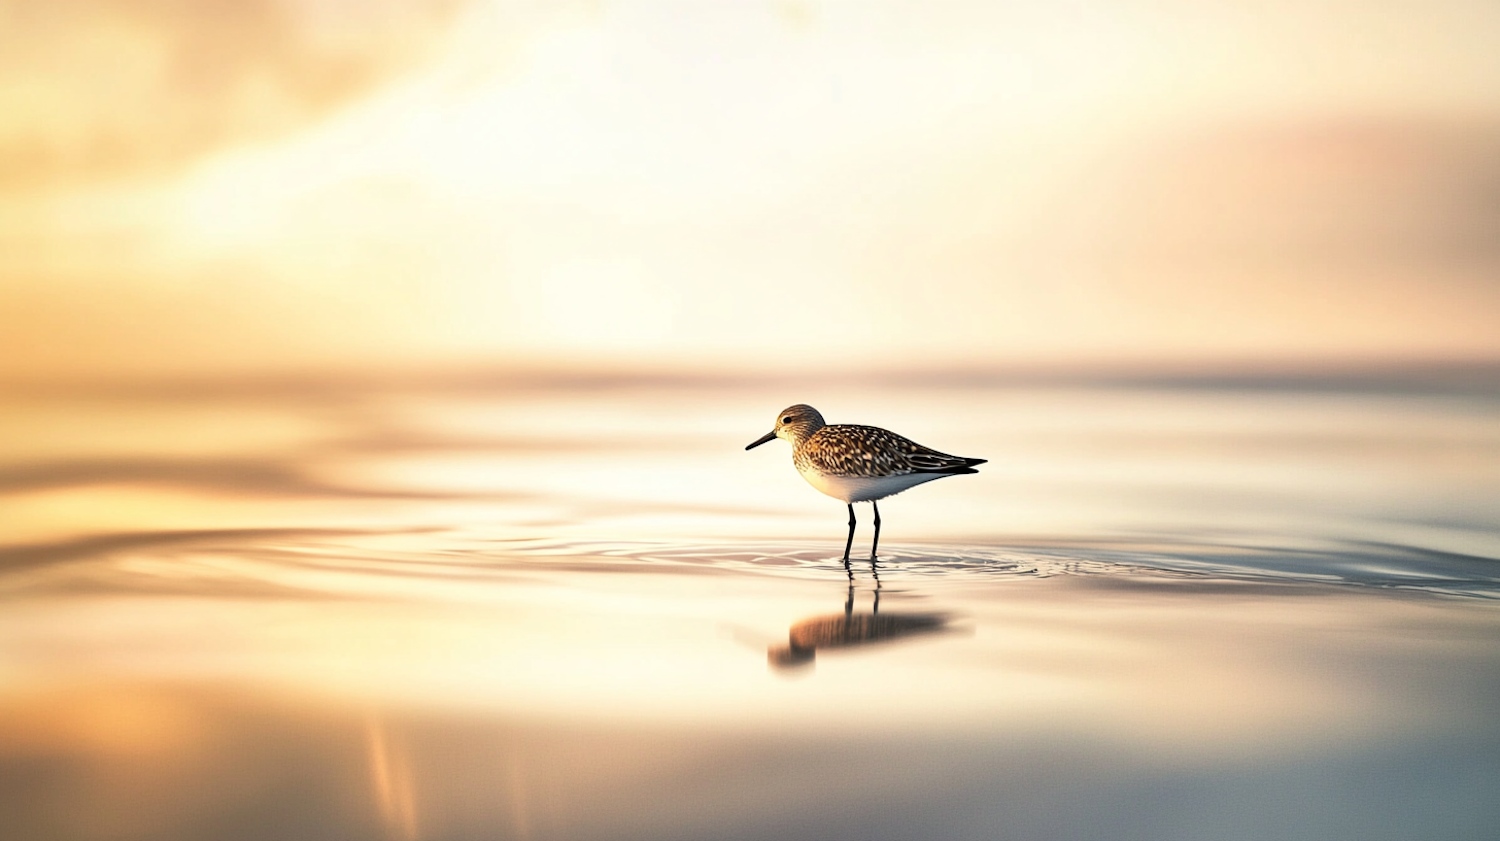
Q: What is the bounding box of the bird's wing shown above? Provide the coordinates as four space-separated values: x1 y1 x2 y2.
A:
805 426 982 476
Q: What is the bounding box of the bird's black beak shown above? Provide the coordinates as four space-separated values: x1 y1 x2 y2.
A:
745 430 777 451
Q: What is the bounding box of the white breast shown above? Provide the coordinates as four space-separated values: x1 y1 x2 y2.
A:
797 466 948 503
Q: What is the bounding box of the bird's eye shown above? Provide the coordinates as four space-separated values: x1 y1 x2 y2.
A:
780 417 791 424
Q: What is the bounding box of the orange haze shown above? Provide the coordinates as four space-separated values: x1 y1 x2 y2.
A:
3 0 1499 383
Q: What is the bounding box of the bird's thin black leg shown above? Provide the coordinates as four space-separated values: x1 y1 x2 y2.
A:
843 503 857 562
869 501 882 560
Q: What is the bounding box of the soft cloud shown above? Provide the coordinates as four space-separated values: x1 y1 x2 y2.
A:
2 1 1499 382
0 0 462 191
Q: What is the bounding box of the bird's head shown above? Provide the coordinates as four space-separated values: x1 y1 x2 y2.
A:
746 404 826 450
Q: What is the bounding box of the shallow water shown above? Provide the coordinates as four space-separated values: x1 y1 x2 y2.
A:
3 371 1499 840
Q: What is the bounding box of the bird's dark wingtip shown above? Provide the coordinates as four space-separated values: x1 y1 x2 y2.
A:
920 464 981 475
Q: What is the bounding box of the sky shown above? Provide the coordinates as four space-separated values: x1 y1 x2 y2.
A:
2 0 1498 383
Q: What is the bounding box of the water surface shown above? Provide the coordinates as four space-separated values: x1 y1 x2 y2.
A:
3 370 1498 840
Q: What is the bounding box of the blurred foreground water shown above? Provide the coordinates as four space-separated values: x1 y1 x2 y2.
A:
2 367 1498 841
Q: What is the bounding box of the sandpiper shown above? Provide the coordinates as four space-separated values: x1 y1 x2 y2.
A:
746 404 985 562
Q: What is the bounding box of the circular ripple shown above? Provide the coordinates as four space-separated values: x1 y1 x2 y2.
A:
498 537 1500 598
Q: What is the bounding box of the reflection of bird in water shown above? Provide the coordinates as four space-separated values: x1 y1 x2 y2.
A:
768 585 954 671
746 404 985 572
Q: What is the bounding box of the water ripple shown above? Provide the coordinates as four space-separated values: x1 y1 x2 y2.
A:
499 537 1500 599
4 528 1496 601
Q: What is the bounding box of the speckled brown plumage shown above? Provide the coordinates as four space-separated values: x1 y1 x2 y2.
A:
756 404 982 479
748 403 985 486
745 404 985 562
793 424 977 478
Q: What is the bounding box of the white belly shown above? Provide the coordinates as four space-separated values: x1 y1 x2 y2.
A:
798 467 948 503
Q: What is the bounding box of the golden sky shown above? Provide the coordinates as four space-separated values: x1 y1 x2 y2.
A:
3 0 1498 382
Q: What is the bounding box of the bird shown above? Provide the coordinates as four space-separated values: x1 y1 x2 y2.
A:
746 404 985 564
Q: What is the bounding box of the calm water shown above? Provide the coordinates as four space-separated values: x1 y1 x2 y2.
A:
3 370 1499 841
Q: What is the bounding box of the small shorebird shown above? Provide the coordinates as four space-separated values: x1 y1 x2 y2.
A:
746 404 985 563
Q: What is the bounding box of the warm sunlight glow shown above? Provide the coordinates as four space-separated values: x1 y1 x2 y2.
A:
3 0 1499 382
